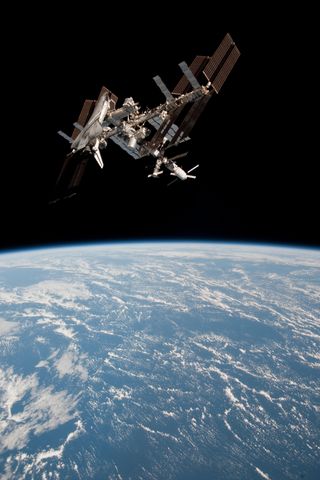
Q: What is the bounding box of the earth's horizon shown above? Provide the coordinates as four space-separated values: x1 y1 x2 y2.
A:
0 242 319 479
1 240 320 256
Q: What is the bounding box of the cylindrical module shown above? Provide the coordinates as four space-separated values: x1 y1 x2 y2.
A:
128 137 137 149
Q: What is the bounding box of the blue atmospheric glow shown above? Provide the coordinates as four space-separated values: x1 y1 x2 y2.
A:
1 238 319 257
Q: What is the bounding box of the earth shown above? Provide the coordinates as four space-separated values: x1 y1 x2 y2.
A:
0 242 319 480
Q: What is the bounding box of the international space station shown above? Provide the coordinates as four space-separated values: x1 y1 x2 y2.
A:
55 33 240 198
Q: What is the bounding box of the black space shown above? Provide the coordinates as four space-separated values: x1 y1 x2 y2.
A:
1 5 318 251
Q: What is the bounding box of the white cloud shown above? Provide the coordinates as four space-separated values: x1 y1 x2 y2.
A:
109 386 132 401
112 296 125 304
35 336 46 344
2 420 85 478
35 360 48 369
54 325 76 339
54 347 89 381
139 423 179 443
0 368 79 453
225 386 238 404
255 466 272 480
35 419 85 465
224 387 246 411
0 318 19 336
0 280 92 310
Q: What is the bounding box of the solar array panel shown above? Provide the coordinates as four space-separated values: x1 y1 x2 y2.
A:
153 76 174 101
148 106 186 149
204 33 233 81
148 116 180 142
72 100 95 140
169 94 212 145
148 116 163 130
173 55 208 95
56 153 73 187
211 46 240 92
178 62 201 90
69 157 89 189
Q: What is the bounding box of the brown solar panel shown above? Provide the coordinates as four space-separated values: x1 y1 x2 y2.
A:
172 55 209 95
97 85 118 110
72 99 95 140
69 157 89 189
78 100 95 126
169 94 212 145
149 117 174 149
56 153 74 187
204 33 233 81
211 46 240 93
149 105 186 149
